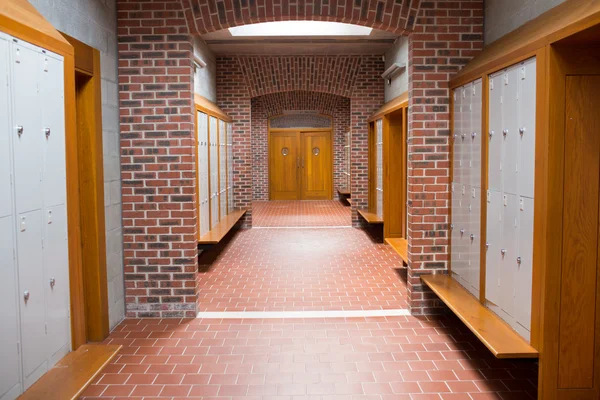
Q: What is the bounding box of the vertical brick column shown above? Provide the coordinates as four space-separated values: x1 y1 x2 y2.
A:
334 97 351 195
407 0 484 314
217 57 253 226
350 56 385 227
117 0 198 318
250 97 268 201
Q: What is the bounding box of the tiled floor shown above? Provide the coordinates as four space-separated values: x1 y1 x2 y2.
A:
197 227 406 311
83 316 538 399
253 201 352 227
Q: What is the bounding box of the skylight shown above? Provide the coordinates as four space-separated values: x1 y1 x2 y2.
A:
228 21 373 37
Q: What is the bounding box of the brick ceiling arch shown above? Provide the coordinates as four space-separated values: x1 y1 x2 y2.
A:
236 55 371 98
252 90 349 117
181 0 422 35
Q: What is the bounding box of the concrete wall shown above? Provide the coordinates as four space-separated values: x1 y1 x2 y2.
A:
384 36 408 102
29 0 124 329
193 37 217 102
485 0 567 44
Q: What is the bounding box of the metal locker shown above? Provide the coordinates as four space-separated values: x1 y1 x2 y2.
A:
453 184 468 285
515 196 534 335
0 216 22 400
485 190 503 306
376 119 383 218
10 41 43 215
16 210 47 388
450 183 460 279
219 120 227 219
518 57 537 199
40 53 66 208
197 112 210 237
500 192 519 321
43 205 70 365
488 72 503 192
470 79 483 189
502 66 520 196
227 122 234 212
452 88 462 184
209 116 219 227
0 37 12 220
461 85 471 187
468 186 481 297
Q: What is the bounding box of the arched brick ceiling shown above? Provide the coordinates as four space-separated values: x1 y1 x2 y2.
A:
236 55 372 98
252 90 349 117
181 0 422 35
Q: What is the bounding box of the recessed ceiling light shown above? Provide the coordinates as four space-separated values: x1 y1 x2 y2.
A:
229 21 373 37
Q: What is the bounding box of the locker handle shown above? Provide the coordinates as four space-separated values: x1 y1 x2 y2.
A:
503 129 508 136
471 132 477 139
517 257 522 265
470 234 475 241
23 290 30 301
461 133 466 140
49 277 56 288
489 130 494 138
519 127 525 136
501 248 506 256
485 242 489 250
460 229 465 235
17 125 23 137
44 127 51 138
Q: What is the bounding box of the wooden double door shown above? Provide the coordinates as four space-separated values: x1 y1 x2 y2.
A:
269 130 332 200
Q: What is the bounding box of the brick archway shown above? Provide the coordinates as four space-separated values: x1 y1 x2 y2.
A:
181 0 422 36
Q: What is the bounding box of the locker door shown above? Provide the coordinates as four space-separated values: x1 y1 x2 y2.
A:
488 73 503 192
461 85 471 187
43 205 70 365
16 210 47 388
209 116 219 227
11 42 43 215
518 57 537 199
468 186 481 297
515 196 534 334
502 66 520 195
485 190 502 306
40 53 66 208
452 89 462 184
470 80 483 189
376 119 383 218
0 216 22 400
453 185 467 285
197 112 210 237
0 37 12 220
450 183 460 278
227 123 234 211
500 193 519 321
219 120 227 219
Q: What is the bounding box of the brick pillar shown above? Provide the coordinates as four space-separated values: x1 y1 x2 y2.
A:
407 0 484 314
350 56 385 227
117 0 198 318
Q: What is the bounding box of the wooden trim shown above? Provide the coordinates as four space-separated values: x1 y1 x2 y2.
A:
269 127 332 132
195 94 232 122
450 0 600 87
368 91 408 122
268 113 333 130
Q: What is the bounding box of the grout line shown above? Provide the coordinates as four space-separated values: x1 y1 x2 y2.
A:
197 309 411 319
252 225 353 229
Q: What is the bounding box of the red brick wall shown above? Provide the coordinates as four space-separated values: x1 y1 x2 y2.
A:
181 0 421 35
217 56 383 225
117 0 198 318
407 0 484 314
251 91 351 201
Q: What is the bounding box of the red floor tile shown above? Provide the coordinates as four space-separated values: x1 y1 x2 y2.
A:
81 316 537 399
253 200 352 227
197 227 407 311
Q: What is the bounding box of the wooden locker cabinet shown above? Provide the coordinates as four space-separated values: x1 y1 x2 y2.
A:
0 32 71 398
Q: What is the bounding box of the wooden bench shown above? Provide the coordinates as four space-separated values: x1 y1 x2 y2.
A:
337 187 351 196
198 209 247 245
20 344 121 400
385 237 408 264
421 274 539 359
357 208 383 224
347 198 353 206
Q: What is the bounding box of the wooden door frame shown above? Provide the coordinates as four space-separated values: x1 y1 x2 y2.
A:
268 122 334 201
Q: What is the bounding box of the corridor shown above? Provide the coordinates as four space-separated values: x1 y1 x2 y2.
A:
253 201 352 227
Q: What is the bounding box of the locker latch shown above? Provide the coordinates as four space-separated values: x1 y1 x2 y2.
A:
503 129 508 137
16 125 23 137
44 128 51 138
460 229 465 236
485 242 489 250
471 132 477 139
461 133 466 140
23 291 30 301
517 257 522 265
470 234 475 241
450 224 454 230
501 248 507 256
49 277 56 288
519 127 525 136
489 130 494 138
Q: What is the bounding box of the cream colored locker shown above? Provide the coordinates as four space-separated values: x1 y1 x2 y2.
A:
0 34 22 400
515 196 534 339
375 119 383 218
450 183 460 278
219 120 227 219
461 85 471 187
517 57 536 199
467 186 481 297
197 112 209 236
17 210 47 388
502 66 519 196
488 72 503 192
499 193 518 323
11 41 42 215
470 80 483 188
452 88 463 184
209 116 219 227
453 184 468 285
485 189 503 307
227 123 234 212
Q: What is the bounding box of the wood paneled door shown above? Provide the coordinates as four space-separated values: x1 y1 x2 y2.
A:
269 130 332 200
